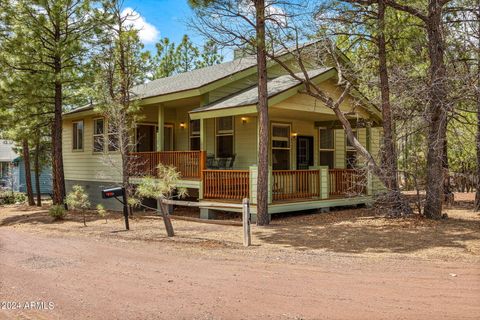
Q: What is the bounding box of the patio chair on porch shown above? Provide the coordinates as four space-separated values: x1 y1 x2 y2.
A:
226 154 236 169
206 154 218 169
217 157 228 169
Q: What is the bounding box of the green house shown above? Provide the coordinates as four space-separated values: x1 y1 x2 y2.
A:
62 48 383 220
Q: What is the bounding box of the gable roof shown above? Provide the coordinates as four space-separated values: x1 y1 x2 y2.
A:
64 41 380 120
132 56 258 100
191 68 333 114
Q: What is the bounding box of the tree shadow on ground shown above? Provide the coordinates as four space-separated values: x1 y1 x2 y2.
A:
255 208 480 254
0 208 121 227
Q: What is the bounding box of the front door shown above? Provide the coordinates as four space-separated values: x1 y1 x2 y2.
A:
163 124 174 151
296 136 314 169
136 125 156 152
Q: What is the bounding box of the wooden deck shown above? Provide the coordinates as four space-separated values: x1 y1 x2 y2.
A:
198 195 373 214
130 150 369 204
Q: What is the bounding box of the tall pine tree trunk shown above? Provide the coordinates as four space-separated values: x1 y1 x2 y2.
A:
52 78 66 205
377 0 399 191
34 137 42 207
376 0 412 215
22 139 35 206
254 0 270 225
423 0 447 219
51 19 66 205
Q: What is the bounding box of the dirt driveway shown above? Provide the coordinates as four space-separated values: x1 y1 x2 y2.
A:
0 198 479 319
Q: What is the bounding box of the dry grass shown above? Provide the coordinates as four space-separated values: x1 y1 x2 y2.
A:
0 193 479 262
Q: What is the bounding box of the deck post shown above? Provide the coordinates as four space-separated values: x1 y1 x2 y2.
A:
200 207 217 220
268 166 272 204
156 104 164 151
319 166 329 199
200 118 207 151
249 166 258 204
309 166 320 199
242 198 251 247
199 179 204 200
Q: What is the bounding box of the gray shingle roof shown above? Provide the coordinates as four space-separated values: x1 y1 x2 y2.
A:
132 56 258 99
190 68 333 113
64 57 257 115
64 104 94 115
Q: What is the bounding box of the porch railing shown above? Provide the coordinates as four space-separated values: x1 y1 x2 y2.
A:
202 170 250 200
130 151 206 179
329 169 366 196
272 170 321 201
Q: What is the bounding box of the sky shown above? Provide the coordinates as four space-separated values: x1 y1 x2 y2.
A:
123 0 214 55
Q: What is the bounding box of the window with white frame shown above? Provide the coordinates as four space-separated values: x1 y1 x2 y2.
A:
93 118 105 153
216 117 234 157
190 119 200 150
271 123 290 170
72 120 84 151
346 129 357 169
319 128 335 168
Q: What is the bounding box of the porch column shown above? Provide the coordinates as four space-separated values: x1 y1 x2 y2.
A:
200 118 207 151
157 104 164 151
319 166 329 199
199 93 209 153
309 165 329 199
249 165 272 205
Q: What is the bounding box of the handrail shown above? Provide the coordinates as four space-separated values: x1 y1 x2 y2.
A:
130 151 206 179
329 168 366 195
202 169 250 200
272 169 320 201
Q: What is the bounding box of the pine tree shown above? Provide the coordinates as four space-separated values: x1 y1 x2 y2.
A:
153 37 178 78
0 0 101 205
92 0 150 214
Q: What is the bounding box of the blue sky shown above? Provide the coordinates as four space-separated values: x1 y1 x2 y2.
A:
124 0 212 55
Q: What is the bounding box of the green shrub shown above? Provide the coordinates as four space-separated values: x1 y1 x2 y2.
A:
14 192 26 203
0 192 26 205
66 185 90 226
49 205 66 220
96 204 108 223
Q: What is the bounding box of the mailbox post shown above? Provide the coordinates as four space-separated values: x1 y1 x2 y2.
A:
102 187 129 230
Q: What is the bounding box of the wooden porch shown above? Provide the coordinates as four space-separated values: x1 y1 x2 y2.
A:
130 151 369 203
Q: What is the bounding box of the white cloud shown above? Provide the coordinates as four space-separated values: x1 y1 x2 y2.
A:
121 7 159 44
238 1 287 26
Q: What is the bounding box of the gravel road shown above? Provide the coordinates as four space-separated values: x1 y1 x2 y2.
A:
1 228 479 320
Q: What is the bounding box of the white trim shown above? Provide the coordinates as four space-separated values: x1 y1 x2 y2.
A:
92 117 105 153
189 119 201 151
318 127 335 168
271 122 291 169
215 116 235 157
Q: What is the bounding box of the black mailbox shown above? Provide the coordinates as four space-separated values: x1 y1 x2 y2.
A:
102 187 124 199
